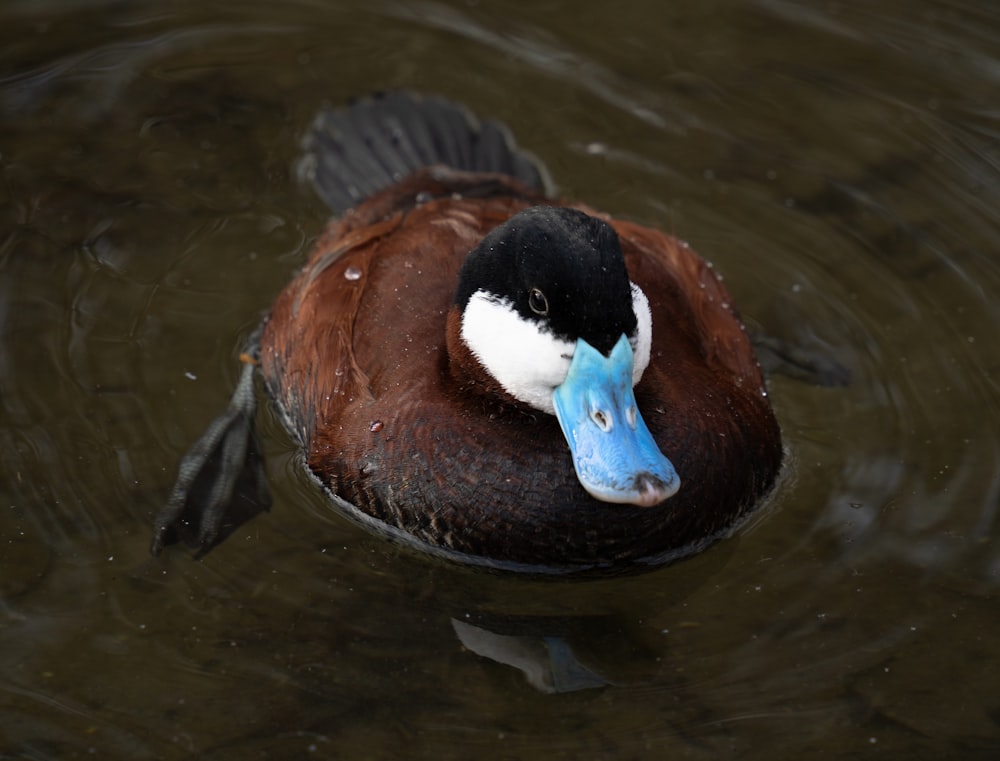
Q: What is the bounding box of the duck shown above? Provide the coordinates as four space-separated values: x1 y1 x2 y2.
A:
151 92 782 574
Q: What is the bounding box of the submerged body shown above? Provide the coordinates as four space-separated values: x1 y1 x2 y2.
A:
155 93 782 573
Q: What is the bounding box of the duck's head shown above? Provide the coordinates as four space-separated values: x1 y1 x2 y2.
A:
448 206 680 508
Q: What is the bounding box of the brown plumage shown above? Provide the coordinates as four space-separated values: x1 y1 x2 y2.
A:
259 166 781 571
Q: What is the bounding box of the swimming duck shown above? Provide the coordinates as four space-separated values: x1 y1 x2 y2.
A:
152 92 782 573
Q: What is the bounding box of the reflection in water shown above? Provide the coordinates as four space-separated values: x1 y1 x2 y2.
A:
451 619 611 694
2 0 1000 758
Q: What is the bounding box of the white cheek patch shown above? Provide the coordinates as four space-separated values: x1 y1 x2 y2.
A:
460 291 573 415
629 283 652 386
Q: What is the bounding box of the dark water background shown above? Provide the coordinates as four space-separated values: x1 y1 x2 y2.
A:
2 0 999 758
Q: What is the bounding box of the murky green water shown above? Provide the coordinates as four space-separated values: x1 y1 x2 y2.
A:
2 0 999 757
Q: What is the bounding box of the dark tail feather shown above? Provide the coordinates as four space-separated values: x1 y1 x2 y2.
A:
297 91 555 214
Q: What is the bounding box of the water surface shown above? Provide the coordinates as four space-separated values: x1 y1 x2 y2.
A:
2 0 1000 758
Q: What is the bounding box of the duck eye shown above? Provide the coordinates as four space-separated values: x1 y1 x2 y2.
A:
528 287 549 316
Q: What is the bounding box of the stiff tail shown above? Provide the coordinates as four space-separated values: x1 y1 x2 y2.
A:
297 91 554 214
